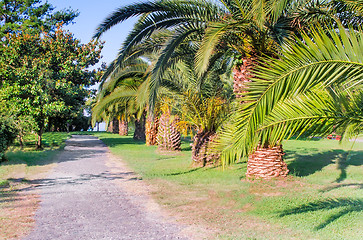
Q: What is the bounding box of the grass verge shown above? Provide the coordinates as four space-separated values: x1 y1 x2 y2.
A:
0 132 70 240
93 132 363 240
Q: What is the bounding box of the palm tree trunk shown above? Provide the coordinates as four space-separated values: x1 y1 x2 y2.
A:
192 130 219 166
235 58 288 179
133 114 146 141
112 119 119 134
145 115 159 146
107 120 113 133
233 58 254 99
118 120 128 136
157 113 181 151
246 145 289 180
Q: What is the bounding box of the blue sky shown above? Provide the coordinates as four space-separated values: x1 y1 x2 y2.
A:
49 1 138 130
49 0 138 66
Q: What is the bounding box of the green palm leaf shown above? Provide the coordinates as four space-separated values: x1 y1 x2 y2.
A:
220 24 363 165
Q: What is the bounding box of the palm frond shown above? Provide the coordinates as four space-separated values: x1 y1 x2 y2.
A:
219 24 363 165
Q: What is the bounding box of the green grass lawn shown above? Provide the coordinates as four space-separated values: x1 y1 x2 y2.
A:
0 132 70 186
93 132 363 240
0 132 71 239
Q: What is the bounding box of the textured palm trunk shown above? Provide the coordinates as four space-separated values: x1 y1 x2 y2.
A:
235 58 288 179
107 120 113 133
133 114 146 141
156 113 181 151
246 145 289 180
233 58 254 99
112 119 119 134
107 118 119 134
192 130 219 166
145 115 159 146
118 120 128 136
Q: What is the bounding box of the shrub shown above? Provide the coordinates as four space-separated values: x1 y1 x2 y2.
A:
0 117 17 161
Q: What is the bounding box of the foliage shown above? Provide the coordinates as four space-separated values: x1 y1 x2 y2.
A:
94 0 361 110
0 25 103 148
92 57 149 127
218 25 363 166
0 116 17 161
0 0 78 37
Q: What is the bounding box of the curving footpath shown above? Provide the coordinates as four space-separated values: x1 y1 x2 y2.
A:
23 135 188 240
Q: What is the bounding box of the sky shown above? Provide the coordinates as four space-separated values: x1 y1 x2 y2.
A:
49 0 138 130
49 0 138 67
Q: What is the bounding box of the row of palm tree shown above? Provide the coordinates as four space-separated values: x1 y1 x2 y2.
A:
92 0 362 179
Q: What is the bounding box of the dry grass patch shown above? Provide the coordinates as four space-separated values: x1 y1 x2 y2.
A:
148 179 308 240
0 132 69 239
0 182 40 240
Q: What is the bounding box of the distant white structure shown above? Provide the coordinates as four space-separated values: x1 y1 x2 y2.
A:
92 122 106 131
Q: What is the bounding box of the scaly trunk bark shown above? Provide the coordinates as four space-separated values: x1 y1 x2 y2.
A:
156 113 181 151
246 145 289 180
192 130 219 166
235 58 287 179
233 58 254 99
145 115 159 146
107 120 113 133
112 119 119 134
133 115 146 141
118 120 128 136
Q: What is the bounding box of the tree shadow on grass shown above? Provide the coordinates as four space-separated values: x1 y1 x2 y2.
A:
320 183 363 192
161 167 203 176
279 198 363 230
98 137 145 148
286 149 363 182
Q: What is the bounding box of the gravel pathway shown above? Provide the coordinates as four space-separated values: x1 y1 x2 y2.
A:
23 135 188 240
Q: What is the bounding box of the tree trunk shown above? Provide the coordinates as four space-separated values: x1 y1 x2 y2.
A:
145 115 159 146
157 113 181 151
36 128 43 150
18 135 24 150
233 58 254 99
246 145 289 180
107 120 113 132
112 119 119 134
133 115 146 141
235 58 288 179
118 120 128 136
192 131 219 166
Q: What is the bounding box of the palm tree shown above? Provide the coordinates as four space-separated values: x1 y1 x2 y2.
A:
92 57 149 139
94 0 362 177
220 25 362 179
155 100 181 151
198 0 363 178
157 59 233 164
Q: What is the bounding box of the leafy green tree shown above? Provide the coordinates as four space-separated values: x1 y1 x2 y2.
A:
0 26 103 149
0 115 17 161
0 0 78 37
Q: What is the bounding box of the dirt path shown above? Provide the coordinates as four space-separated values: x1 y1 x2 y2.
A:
23 135 189 240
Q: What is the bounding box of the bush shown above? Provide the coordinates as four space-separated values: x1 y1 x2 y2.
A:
0 118 17 161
